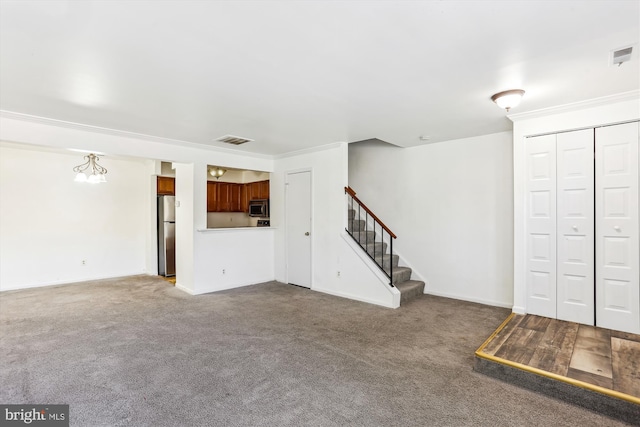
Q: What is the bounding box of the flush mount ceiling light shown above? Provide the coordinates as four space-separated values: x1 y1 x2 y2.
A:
209 166 226 179
491 89 525 112
73 153 107 183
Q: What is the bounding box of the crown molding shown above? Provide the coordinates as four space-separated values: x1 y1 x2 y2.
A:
508 90 640 121
0 110 273 160
273 141 346 159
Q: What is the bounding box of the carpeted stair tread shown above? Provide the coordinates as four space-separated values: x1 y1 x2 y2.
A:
374 254 400 269
347 219 366 231
364 242 388 256
395 280 425 304
350 230 377 244
391 266 412 285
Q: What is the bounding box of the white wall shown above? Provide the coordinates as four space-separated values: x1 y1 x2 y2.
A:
273 143 398 308
510 93 640 314
193 228 275 294
0 145 149 290
0 114 274 293
173 162 198 294
349 132 514 308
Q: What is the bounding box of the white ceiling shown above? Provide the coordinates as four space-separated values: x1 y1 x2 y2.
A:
1 0 639 155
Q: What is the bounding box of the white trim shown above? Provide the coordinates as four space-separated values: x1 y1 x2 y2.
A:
274 142 346 159
509 90 640 121
0 110 272 159
174 282 195 295
512 305 526 315
284 168 313 288
312 286 399 309
0 272 148 292
425 289 513 309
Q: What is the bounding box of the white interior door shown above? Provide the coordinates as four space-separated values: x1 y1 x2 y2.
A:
595 122 639 334
556 129 594 325
526 134 557 318
286 170 312 288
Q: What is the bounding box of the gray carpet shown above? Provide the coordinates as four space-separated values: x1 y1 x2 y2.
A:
0 276 629 426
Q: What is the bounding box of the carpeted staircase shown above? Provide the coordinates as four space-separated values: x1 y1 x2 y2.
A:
347 208 425 305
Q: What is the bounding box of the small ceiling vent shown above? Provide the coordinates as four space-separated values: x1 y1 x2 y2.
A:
610 45 636 66
215 135 254 145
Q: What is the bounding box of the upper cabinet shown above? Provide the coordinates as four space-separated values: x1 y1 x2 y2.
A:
157 176 175 195
208 181 250 212
206 182 218 212
247 180 270 200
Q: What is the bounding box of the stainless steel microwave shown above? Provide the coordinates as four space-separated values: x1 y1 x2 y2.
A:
249 199 269 217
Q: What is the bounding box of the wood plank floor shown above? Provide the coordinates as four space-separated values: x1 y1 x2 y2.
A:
478 314 640 400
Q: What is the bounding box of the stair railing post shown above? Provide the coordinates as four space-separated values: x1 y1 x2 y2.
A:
389 234 393 287
366 211 371 258
349 194 354 237
358 203 361 243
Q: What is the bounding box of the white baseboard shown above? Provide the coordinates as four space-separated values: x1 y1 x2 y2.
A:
0 271 148 292
312 285 400 309
512 305 526 314
425 289 513 309
174 283 195 295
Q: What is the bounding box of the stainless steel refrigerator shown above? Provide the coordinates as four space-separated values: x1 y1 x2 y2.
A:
158 195 176 276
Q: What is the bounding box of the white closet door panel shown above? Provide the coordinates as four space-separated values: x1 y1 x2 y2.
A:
526 134 557 318
556 129 594 325
596 122 639 334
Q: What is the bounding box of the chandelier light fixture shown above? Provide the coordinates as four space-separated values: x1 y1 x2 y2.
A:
73 153 107 183
210 166 226 179
491 89 525 112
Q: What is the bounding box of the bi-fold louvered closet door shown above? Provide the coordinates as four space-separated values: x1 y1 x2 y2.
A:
525 122 639 334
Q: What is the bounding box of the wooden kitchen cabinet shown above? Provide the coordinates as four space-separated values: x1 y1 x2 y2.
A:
157 176 175 195
207 182 218 212
247 180 270 201
241 185 249 212
256 180 270 199
229 184 242 212
207 182 243 212
218 183 230 212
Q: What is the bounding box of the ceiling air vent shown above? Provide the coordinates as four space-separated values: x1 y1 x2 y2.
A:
215 135 254 145
610 45 635 66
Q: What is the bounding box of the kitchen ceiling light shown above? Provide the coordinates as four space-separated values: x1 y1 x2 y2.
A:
73 153 107 184
491 89 525 112
210 166 226 179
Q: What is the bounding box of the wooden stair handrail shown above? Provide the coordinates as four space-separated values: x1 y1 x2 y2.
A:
345 187 397 239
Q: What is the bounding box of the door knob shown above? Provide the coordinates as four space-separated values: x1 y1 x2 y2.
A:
305 232 310 236
572 225 578 231
614 226 621 232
